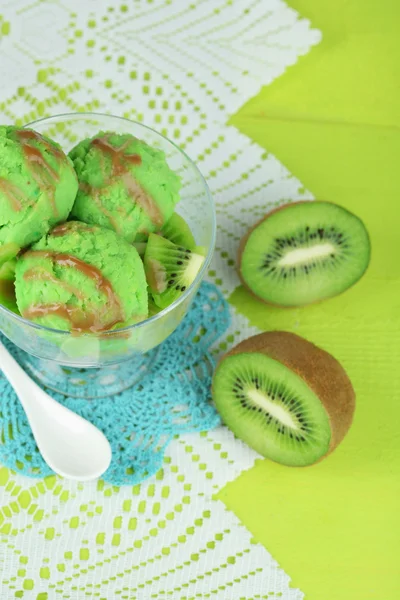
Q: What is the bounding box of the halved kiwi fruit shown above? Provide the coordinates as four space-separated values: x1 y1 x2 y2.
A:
161 213 196 249
212 331 355 467
144 234 205 309
239 201 370 306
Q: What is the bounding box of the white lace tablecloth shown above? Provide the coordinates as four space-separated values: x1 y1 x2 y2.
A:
0 1 321 598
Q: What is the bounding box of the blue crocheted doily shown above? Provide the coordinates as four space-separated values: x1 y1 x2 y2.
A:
0 282 230 485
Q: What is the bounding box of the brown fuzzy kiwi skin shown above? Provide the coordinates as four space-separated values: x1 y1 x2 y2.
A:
215 331 355 462
237 200 370 308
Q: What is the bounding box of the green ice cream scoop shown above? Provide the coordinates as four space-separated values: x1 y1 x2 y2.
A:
69 131 181 242
15 221 148 332
0 126 78 256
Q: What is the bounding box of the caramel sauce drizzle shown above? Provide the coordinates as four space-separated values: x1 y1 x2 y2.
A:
50 222 77 237
50 221 94 237
0 130 63 215
0 179 26 211
79 182 120 232
24 267 84 301
22 250 124 333
15 129 63 217
83 134 164 229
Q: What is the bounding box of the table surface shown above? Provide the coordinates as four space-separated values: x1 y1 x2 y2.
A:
0 1 398 599
222 1 400 599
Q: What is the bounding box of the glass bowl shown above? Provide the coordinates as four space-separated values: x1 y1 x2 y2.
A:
0 113 215 398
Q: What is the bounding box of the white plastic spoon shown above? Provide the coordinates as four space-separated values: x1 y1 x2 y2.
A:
0 341 112 481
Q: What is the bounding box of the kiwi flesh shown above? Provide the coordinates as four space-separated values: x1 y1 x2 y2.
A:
194 245 207 257
134 233 148 243
133 213 196 251
161 213 196 249
239 201 370 306
133 241 147 258
148 296 161 317
0 258 19 313
144 233 205 309
0 242 20 267
212 331 355 467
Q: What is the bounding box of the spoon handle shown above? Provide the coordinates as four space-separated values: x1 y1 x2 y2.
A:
0 340 112 480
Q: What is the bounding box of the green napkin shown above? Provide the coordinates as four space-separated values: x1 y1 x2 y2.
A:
222 118 400 600
219 1 400 598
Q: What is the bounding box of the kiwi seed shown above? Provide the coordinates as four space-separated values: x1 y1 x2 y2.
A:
144 233 204 309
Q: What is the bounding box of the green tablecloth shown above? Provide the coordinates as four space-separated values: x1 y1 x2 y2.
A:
221 2 400 599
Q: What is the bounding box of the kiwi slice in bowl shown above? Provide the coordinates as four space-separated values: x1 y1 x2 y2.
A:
161 212 196 250
144 234 205 309
133 241 147 258
148 295 161 317
212 331 355 467
0 242 20 267
134 233 149 243
0 257 19 314
133 214 196 252
239 201 370 306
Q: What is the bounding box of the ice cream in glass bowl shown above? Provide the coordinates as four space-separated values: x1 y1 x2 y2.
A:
0 113 215 398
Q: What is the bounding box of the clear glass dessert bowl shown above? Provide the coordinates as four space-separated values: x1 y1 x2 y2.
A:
0 113 216 398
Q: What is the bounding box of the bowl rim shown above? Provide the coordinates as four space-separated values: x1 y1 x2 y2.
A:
0 112 216 336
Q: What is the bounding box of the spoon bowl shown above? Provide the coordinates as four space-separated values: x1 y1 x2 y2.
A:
0 341 112 481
